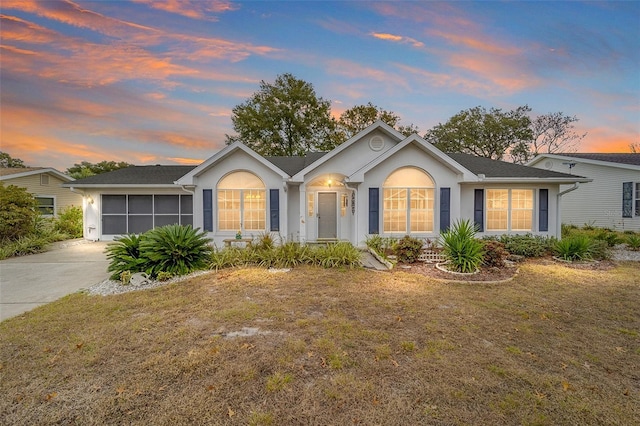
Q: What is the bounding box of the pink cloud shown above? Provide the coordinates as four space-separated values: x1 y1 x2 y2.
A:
132 0 238 20
370 32 424 48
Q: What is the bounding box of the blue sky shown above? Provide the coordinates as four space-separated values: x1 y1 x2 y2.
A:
1 0 638 170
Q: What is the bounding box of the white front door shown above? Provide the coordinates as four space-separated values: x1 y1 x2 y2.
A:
317 192 337 239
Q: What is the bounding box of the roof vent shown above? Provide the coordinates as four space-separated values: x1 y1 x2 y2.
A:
369 135 384 151
544 161 553 170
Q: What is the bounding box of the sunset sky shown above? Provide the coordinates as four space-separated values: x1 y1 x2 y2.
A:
1 0 639 171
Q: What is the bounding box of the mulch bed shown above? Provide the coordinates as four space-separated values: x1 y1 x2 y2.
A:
392 256 619 282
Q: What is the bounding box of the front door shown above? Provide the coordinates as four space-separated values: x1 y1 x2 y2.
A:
317 192 337 239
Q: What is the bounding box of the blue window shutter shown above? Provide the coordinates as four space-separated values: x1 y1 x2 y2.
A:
474 189 484 232
622 182 633 218
203 189 213 232
369 188 379 234
440 187 451 232
270 189 280 232
539 189 549 232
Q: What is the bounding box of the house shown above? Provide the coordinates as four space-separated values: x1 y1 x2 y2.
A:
64 121 590 245
528 153 640 231
0 167 82 217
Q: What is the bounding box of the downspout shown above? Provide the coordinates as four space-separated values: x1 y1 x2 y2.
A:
556 183 580 239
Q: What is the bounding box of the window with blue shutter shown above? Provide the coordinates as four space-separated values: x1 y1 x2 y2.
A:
622 182 633 218
203 189 213 232
369 188 379 234
474 189 484 232
539 189 549 232
440 187 450 232
269 189 279 232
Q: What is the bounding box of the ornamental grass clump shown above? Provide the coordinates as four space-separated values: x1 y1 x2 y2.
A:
439 219 485 273
553 234 593 262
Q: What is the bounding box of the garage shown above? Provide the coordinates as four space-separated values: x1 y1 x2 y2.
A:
102 194 193 235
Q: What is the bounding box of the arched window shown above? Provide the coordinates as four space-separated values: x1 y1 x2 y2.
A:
217 171 266 232
383 167 434 233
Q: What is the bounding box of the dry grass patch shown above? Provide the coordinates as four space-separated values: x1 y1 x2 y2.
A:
1 263 639 425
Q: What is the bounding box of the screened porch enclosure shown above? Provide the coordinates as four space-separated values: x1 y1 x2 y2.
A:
101 194 193 235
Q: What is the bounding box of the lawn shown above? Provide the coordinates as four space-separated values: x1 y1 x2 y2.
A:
1 262 638 425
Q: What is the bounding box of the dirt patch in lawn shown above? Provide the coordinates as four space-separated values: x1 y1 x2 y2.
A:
1 264 638 425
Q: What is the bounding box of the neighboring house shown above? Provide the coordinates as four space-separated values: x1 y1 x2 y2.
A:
65 121 590 245
0 167 82 217
528 153 640 231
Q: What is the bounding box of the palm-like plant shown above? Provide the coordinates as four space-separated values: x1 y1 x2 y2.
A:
139 224 212 277
439 219 485 273
105 234 147 280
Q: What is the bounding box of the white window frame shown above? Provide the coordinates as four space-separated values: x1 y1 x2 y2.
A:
485 189 534 232
216 172 266 233
382 167 435 234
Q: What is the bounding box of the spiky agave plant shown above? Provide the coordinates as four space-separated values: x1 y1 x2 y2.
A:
438 219 485 273
139 224 212 278
105 234 147 280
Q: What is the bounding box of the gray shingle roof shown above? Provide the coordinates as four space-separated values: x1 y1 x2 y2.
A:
265 152 328 176
447 153 586 179
66 165 196 185
554 153 640 166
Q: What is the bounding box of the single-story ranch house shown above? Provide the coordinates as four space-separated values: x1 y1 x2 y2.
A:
528 153 640 231
64 121 591 246
1 167 82 217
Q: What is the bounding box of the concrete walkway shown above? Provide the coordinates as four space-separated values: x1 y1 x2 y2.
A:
0 239 110 321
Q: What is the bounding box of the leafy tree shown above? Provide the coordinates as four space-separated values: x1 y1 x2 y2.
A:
226 73 337 156
67 161 133 179
424 106 533 161
0 183 38 241
334 102 419 144
336 103 398 139
0 152 26 168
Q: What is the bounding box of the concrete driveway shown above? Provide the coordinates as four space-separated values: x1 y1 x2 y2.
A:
0 240 110 321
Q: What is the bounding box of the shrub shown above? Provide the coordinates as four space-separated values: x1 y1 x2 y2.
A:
54 206 83 238
439 219 485 273
255 231 277 250
554 235 593 261
500 234 554 258
595 230 622 247
140 224 212 278
394 235 424 264
0 183 38 241
626 234 640 251
481 240 509 268
105 234 147 280
312 242 361 268
589 239 611 261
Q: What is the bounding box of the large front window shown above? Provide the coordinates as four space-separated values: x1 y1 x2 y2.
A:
217 171 265 232
486 189 533 232
383 167 434 233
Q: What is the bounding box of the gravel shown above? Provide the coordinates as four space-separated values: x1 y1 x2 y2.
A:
611 245 640 262
87 270 214 296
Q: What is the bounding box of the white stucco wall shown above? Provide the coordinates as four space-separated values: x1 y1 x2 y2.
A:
190 149 287 247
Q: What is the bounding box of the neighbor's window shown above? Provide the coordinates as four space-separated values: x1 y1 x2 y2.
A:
486 189 533 232
35 196 55 216
217 171 265 232
383 167 434 233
